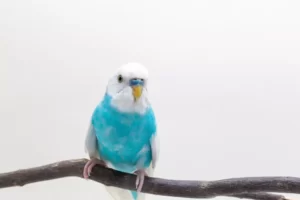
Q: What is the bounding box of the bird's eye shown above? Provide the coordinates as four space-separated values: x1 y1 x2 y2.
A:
117 75 123 83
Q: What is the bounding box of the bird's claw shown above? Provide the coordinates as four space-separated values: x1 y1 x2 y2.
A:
83 158 106 179
134 169 147 193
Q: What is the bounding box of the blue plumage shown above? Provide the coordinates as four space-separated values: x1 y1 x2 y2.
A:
91 93 156 173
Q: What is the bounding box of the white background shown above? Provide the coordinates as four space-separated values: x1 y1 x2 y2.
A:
1 0 300 200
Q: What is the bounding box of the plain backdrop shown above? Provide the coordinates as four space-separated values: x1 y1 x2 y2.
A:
1 0 300 200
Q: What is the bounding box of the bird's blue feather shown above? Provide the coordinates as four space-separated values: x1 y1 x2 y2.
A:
91 93 156 199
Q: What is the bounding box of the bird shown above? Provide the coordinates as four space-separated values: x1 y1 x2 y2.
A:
83 62 159 200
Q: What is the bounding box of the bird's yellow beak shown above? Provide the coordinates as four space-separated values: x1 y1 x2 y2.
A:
130 78 144 101
132 85 143 100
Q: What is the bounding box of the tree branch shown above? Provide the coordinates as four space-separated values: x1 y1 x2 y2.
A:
0 158 298 200
229 193 287 200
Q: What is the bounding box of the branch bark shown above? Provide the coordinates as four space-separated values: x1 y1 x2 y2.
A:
0 158 298 200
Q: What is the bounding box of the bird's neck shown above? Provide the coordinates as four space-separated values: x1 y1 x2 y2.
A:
102 93 149 115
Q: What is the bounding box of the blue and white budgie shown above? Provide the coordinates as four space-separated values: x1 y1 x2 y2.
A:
83 63 159 200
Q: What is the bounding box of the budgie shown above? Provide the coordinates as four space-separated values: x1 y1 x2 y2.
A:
83 63 159 200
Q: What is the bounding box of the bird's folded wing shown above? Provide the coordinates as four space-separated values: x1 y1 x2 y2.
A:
84 124 100 159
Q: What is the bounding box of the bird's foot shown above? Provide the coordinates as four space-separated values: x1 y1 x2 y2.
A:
83 158 106 179
134 169 148 193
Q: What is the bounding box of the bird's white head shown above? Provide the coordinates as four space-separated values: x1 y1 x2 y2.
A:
105 62 150 114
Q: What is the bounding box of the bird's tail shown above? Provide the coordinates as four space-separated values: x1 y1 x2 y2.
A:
105 164 154 200
105 186 145 200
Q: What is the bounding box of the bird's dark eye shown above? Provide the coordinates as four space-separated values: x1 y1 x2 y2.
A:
117 75 123 83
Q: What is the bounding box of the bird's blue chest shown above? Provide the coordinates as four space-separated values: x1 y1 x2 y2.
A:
91 95 156 173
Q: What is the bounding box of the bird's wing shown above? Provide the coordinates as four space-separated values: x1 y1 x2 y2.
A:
150 133 160 169
84 123 100 159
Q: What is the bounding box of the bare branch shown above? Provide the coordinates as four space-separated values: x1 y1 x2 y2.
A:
229 193 287 200
0 158 298 200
